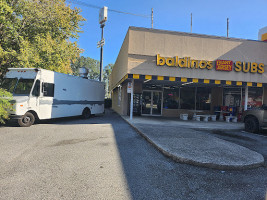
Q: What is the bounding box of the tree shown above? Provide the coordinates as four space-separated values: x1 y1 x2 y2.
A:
103 64 114 82
0 0 85 123
71 56 100 80
0 88 13 124
103 64 114 98
71 57 114 97
0 0 85 81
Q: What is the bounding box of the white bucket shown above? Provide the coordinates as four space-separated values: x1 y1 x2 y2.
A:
225 116 230 123
180 114 188 121
211 115 216 122
232 117 237 123
203 116 209 122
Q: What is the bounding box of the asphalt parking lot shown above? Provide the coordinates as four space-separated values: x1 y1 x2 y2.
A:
0 111 267 200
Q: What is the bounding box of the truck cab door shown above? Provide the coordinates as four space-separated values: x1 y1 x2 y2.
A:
39 81 55 119
28 79 40 111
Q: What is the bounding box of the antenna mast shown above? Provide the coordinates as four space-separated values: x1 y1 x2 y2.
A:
191 13 192 33
151 8 154 28
227 18 229 38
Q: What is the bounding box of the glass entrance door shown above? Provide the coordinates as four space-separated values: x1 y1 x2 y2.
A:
142 91 152 114
142 91 162 115
152 91 162 115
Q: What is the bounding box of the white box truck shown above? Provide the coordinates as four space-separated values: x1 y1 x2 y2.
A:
1 68 105 127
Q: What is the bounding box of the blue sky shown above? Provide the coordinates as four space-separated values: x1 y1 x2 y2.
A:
67 0 267 67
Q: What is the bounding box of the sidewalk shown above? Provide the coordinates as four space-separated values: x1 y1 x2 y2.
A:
122 116 264 170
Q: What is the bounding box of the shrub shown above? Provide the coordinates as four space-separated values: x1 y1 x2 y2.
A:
0 88 13 124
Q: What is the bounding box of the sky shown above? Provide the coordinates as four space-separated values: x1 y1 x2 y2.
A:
67 0 267 67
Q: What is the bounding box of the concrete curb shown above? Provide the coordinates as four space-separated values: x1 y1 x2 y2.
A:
121 116 264 170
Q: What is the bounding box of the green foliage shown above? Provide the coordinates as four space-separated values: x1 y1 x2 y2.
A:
71 56 100 80
0 88 13 124
103 64 114 98
0 0 85 79
71 57 114 97
0 0 84 123
103 64 114 82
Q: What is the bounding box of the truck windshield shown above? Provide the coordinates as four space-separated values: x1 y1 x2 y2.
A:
0 78 18 93
14 79 34 95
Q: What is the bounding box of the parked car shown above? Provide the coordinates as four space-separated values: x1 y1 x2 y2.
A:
242 105 267 133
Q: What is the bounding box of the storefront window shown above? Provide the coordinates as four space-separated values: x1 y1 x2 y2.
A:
118 86 122 106
242 87 263 109
223 87 241 107
180 87 195 109
163 89 179 109
196 87 211 110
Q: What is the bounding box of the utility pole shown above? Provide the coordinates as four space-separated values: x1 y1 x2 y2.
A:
98 6 108 82
130 79 134 120
151 8 153 28
227 18 229 38
99 24 104 82
191 13 192 33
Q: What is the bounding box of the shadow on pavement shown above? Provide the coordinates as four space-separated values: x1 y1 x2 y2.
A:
0 115 104 127
108 110 267 200
1 109 267 199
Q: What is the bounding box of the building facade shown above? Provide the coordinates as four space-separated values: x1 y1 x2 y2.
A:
110 27 267 119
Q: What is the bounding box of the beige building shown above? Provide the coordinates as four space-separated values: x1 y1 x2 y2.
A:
110 27 267 119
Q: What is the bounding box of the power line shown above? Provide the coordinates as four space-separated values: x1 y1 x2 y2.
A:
66 0 101 9
66 0 150 18
108 8 150 18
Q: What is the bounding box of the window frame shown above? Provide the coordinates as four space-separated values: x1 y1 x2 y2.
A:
42 82 55 97
31 80 41 97
13 78 35 95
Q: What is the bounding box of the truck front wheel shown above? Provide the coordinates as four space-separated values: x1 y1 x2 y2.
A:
244 117 259 133
82 108 91 119
18 112 35 127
